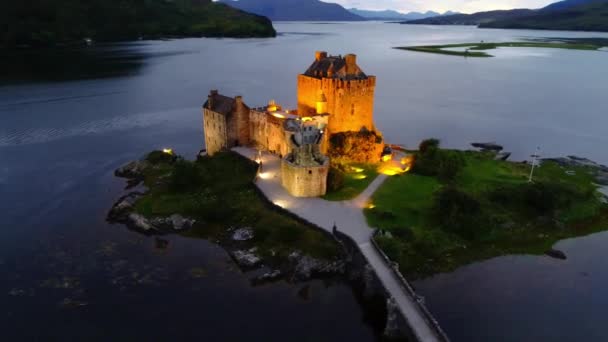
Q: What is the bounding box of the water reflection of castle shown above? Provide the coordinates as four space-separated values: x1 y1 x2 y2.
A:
203 51 378 197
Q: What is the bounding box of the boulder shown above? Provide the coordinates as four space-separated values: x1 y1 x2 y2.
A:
231 248 262 268
545 248 567 260
288 251 345 281
232 228 254 241
127 213 155 232
149 214 195 231
107 192 143 221
115 160 150 179
251 270 282 285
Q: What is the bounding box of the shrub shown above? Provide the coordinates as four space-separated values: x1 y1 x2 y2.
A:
438 152 465 182
146 150 176 164
433 187 485 239
419 138 440 154
170 160 203 192
328 131 384 163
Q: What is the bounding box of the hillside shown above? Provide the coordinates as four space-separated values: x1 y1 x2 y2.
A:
481 1 608 32
348 9 460 21
220 0 364 21
0 0 276 48
404 9 535 25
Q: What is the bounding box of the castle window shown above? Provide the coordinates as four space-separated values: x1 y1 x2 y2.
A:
308 170 312 175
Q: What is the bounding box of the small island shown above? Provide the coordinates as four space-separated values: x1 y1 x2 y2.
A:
396 40 606 58
108 51 608 341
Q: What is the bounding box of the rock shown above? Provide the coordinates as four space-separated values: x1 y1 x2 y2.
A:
232 228 254 241
545 248 567 260
128 213 155 232
107 192 143 222
169 214 195 230
252 270 282 285
149 214 195 232
471 142 503 152
115 160 150 179
231 248 262 268
288 251 345 281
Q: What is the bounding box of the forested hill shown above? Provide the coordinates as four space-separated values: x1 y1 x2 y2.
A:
220 0 365 21
0 0 276 48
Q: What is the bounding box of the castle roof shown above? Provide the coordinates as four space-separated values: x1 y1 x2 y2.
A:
203 91 247 116
303 52 367 80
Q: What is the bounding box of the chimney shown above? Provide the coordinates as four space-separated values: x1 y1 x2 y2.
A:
344 54 357 75
315 51 327 61
208 89 218 109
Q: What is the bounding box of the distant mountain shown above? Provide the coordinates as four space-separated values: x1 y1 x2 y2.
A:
402 0 608 32
404 9 535 25
220 0 364 21
348 8 459 21
481 0 608 32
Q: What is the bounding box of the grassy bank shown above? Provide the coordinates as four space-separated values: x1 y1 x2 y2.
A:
134 151 339 260
365 147 608 279
396 41 604 58
323 163 378 201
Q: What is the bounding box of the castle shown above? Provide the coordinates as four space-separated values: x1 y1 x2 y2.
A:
202 51 380 197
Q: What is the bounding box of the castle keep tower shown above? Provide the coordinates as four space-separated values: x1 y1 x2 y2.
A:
297 51 376 135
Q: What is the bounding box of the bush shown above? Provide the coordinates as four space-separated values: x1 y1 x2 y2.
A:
327 167 345 192
438 152 465 182
433 187 485 239
170 160 203 192
146 150 177 164
328 131 384 163
419 138 440 154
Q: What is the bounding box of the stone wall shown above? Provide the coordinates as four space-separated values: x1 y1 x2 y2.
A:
249 109 292 157
203 108 228 156
281 159 329 197
297 75 376 134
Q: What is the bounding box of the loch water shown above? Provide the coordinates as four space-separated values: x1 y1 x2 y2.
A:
1 22 608 341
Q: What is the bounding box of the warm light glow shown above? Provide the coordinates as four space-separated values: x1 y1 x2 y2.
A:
353 174 367 180
272 113 285 119
367 203 376 209
351 167 364 173
162 148 174 155
274 200 287 208
301 117 313 122
382 154 392 162
259 172 271 179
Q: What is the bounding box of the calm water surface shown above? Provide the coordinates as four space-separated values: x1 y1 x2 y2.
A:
1 22 608 341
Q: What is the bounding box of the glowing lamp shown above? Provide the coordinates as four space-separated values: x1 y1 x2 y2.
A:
162 148 174 155
382 154 392 162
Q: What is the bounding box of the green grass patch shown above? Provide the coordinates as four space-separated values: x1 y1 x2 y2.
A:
366 149 608 279
323 163 379 201
395 41 604 58
134 151 339 260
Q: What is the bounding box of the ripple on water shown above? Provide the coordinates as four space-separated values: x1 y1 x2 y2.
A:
0 107 196 147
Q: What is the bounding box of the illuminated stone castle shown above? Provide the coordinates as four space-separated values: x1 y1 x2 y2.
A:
202 51 379 197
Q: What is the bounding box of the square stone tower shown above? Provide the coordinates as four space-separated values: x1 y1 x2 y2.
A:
297 51 376 135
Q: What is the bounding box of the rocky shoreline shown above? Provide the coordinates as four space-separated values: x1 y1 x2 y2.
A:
107 157 348 284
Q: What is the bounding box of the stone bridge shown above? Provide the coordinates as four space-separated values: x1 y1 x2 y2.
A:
233 147 449 342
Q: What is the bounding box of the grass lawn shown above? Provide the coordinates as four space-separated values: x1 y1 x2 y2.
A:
134 151 339 260
395 41 604 57
366 150 608 278
323 163 379 201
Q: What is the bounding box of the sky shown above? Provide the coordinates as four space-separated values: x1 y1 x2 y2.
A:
329 0 557 14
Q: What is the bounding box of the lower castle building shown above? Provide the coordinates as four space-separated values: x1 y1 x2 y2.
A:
202 51 380 197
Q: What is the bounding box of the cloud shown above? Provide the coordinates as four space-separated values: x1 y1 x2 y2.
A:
332 0 555 14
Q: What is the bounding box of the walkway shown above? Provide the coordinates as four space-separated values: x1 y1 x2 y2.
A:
233 147 447 342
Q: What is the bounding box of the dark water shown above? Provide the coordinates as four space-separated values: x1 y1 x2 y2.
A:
1 22 608 341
